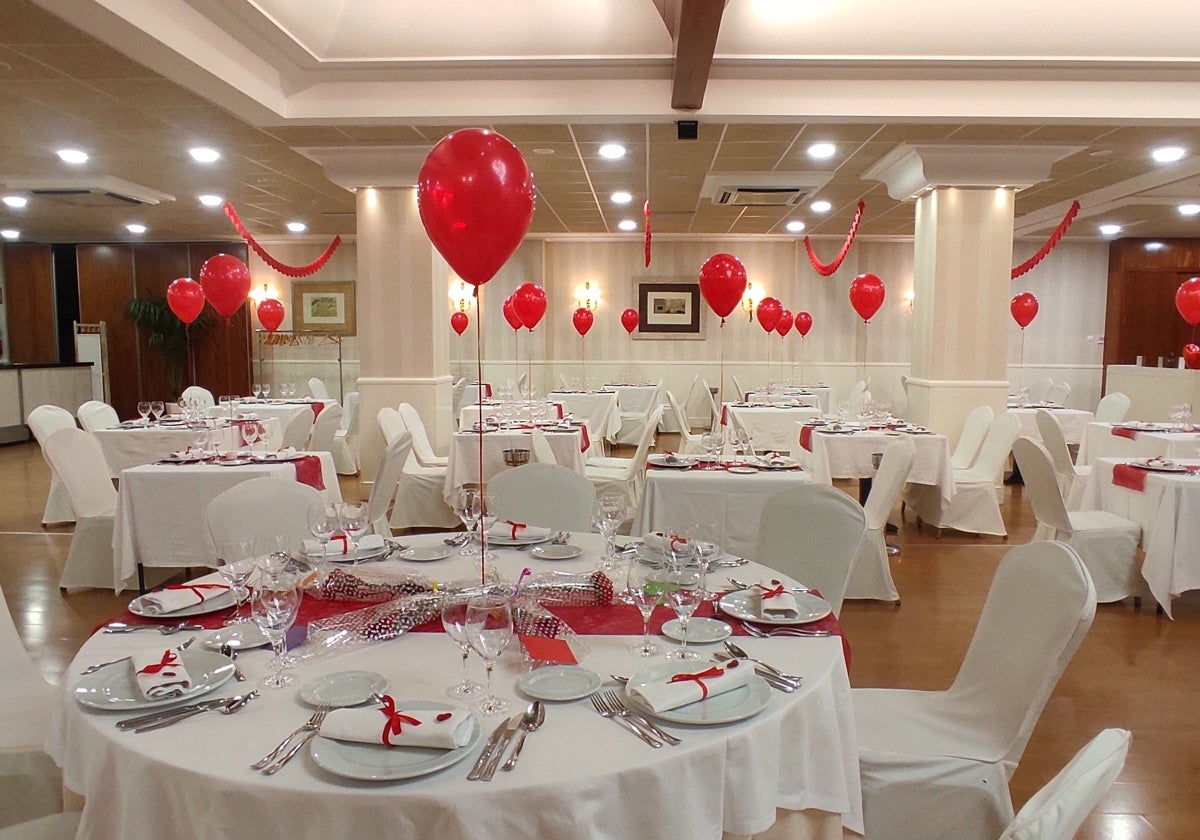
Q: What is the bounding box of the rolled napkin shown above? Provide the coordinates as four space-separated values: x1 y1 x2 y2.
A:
276 446 298 458
134 649 193 700
487 521 551 541
320 696 473 749
303 533 385 556
134 582 231 615
169 445 205 459
755 579 800 618
642 531 689 554
629 662 756 713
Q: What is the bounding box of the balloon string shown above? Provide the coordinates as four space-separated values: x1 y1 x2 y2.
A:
475 296 486 584
1020 328 1026 389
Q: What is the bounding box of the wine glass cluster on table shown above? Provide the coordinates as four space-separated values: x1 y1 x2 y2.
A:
136 400 166 425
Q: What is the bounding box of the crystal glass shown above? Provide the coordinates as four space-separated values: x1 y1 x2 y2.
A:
689 523 722 602
655 566 702 661
192 423 209 454
441 600 484 698
251 383 261 400
626 559 663 657
216 538 255 628
593 493 628 569
306 504 338 582
477 492 498 569
263 383 272 399
137 401 151 424
464 595 513 716
701 432 721 468
252 571 302 688
455 489 482 557
240 421 259 450
338 503 369 561
149 400 165 425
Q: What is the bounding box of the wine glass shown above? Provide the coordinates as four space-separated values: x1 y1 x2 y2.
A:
455 489 482 557
252 571 302 689
149 400 165 425
655 566 702 661
338 503 369 562
216 538 255 628
464 595 513 716
137 401 151 425
240 421 259 451
251 383 261 400
306 504 338 581
689 521 722 602
593 493 628 569
477 492 498 569
626 560 663 657
263 383 272 399
192 423 209 455
701 432 721 468
441 600 484 698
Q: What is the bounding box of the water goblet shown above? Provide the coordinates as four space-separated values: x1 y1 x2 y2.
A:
306 504 338 582
441 601 484 698
689 525 722 602
593 493 628 569
477 492 498 569
149 400 165 425
240 421 259 451
252 572 302 689
464 595 513 716
626 560 663 657
251 383 261 400
655 566 702 661
216 538 256 629
263 383 273 399
137 401 151 425
192 423 209 455
701 432 721 468
454 489 482 557
338 503 369 562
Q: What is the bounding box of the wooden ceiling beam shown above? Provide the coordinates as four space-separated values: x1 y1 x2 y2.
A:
670 0 726 111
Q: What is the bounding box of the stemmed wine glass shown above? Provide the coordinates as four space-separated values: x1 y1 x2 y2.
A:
262 383 272 399
455 489 482 557
252 383 261 400
701 432 721 468
464 595 513 716
137 401 151 425
216 538 255 629
306 504 339 582
626 560 662 657
149 400 165 425
240 421 259 452
593 493 628 569
654 565 702 661
338 503 369 562
252 570 302 689
441 600 484 698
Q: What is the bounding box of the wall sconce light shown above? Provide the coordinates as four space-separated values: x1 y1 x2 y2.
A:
249 282 278 305
574 281 601 311
903 288 915 312
741 281 765 321
449 279 473 312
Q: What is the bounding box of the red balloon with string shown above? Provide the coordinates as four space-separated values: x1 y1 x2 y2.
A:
256 298 284 332
572 307 594 337
794 311 813 337
512 282 547 330
166 277 205 325
450 311 469 335
1010 292 1039 329
848 273 886 323
775 309 794 336
620 308 639 334
198 254 251 319
1177 278 1200 326
502 296 523 331
698 253 748 321
1184 344 1200 370
756 297 783 333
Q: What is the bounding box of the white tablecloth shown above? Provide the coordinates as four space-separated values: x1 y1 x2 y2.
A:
1077 422 1200 465
112 453 342 589
49 533 862 840
635 465 813 557
207 399 337 428
445 429 587 502
745 386 832 413
93 420 283 477
1078 457 1200 617
1008 406 1095 445
797 424 955 502
546 391 622 440
722 404 824 453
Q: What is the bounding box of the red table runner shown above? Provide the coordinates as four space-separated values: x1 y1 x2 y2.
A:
293 455 325 491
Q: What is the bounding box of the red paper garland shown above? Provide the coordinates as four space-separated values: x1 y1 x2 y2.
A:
803 201 865 277
1010 200 1081 280
644 200 652 267
223 202 342 278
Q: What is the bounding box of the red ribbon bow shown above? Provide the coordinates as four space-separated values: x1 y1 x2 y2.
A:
668 534 689 552
164 582 230 604
331 534 349 554
378 695 422 746
756 580 787 600
668 665 725 699
137 649 181 677
505 520 526 540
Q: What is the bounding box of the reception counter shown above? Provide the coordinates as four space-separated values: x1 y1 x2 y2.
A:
1105 365 1200 422
0 363 94 443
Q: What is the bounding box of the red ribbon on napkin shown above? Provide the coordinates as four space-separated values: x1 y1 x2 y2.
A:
378 695 422 746
668 665 725 699
330 534 349 554
756 580 787 600
164 582 230 604
293 455 326 491
504 520 527 540
799 425 814 452
137 649 182 677
1111 426 1138 441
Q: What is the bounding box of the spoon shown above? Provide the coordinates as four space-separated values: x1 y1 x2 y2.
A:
443 533 471 547
721 641 802 684
219 644 247 682
727 577 811 594
501 700 545 771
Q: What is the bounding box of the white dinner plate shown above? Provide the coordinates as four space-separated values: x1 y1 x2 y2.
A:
529 544 583 561
727 465 759 474
662 617 732 644
486 533 553 546
304 544 390 563
755 457 800 470
251 452 307 463
129 589 236 618
718 589 832 625
518 665 602 701
202 624 269 650
396 545 453 562
647 454 696 469
299 671 390 707
74 649 235 710
1130 459 1192 473
624 662 771 725
163 452 209 463
213 457 256 467
309 700 480 781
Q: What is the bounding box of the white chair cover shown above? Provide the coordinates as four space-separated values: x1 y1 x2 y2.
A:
845 436 914 602
664 390 704 455
1026 376 1054 404
915 412 1019 537
490 463 597 532
179 386 215 408
76 400 119 432
1013 437 1144 604
1035 409 1090 508
308 404 343 454
999 729 1130 840
378 407 406 446
332 391 359 474
586 405 663 514
1093 392 1131 424
380 409 458 530
731 374 746 402
204 476 323 561
612 382 663 446
308 377 330 399
854 541 1097 840
0 813 82 840
529 428 559 465
281 409 315 450
26 405 76 525
951 405 994 470
397 403 449 467
754 484 867 616
450 379 468 427
43 428 126 591
366 433 412 536
1045 381 1071 405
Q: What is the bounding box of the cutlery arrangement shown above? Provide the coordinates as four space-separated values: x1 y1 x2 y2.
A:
251 706 330 774
116 692 258 733
740 623 830 638
103 621 205 634
590 693 662 747
500 700 545 771
592 691 680 746
467 709 524 781
79 635 196 675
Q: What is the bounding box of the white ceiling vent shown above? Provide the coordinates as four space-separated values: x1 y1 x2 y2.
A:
703 172 832 207
1 176 174 207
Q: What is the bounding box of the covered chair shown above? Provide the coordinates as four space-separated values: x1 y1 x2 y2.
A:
951 404 994 470
450 379 469 428
700 378 723 432
529 428 559 465
380 409 458 530
308 377 330 399
914 412 1020 537
664 390 704 455
27 405 77 525
76 400 119 432
332 391 359 474
204 476 323 561
0 813 82 840
490 463 597 532
1012 436 1144 604
1094 392 1131 424
612 382 662 446
1045 381 1071 405
397 403 449 467
307 403 343 454
179 385 215 408
731 374 746 402
365 433 412 536
281 408 315 450
1026 376 1054 404
586 405 663 515
854 541 1097 840
754 483 867 616
844 435 914 603
1035 409 1090 508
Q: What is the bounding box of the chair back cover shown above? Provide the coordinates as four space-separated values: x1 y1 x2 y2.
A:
28 405 76 446
397 403 443 466
179 386 215 408
490 462 597 531
864 436 915 531
999 728 1130 840
42 429 117 517
1034 410 1078 480
1026 376 1054 404
967 412 1021 480
366 433 412 535
951 404 995 470
1012 437 1073 534
1045 381 1071 405
378 407 407 446
77 400 119 432
308 377 330 399
308 404 343 453
700 379 722 429
755 484 867 615
626 405 664 478
664 390 703 453
281 408 315 450
731 374 746 402
340 392 359 434
1094 392 1131 424
205 476 323 558
529 428 559 465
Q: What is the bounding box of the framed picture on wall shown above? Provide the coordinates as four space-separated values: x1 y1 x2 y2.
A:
634 281 704 340
291 281 356 335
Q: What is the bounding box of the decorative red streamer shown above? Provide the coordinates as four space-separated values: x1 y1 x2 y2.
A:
803 201 865 277
644 200 652 267
1010 200 1081 280
223 202 342 278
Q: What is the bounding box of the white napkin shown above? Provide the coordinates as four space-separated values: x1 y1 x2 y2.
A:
134 582 231 615
487 521 551 541
320 703 473 749
629 662 756 713
276 446 298 458
641 532 690 554
302 533 385 556
755 581 800 618
169 445 204 458
134 649 193 700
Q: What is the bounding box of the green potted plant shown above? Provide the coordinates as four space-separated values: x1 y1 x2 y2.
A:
124 298 209 400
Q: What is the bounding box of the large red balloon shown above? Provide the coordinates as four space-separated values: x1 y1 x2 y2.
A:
794 311 813 337
849 273 886 322
1010 292 1039 329
502 296 523 332
756 297 783 333
417 129 535 288
775 309 794 337
1176 278 1200 326
620 308 639 334
512 282 547 330
166 277 205 325
450 311 469 335
572 307 594 337
198 254 251 319
698 253 748 320
1184 344 1200 370
256 298 284 332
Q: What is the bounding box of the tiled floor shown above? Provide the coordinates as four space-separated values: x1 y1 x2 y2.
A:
2 438 1195 838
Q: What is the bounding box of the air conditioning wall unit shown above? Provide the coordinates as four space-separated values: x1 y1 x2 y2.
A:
704 172 833 206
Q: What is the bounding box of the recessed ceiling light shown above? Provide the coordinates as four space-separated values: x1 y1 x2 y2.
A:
56 149 88 164
125 223 146 234
807 143 836 160
189 147 220 163
1179 203 1200 216
198 194 223 207
1151 146 1186 163
611 191 633 204
599 144 626 160
0 229 19 240
1098 223 1122 236
532 148 555 155
617 219 637 231
286 221 307 233
810 199 832 213
1144 241 1166 252
2 195 27 209
785 220 806 233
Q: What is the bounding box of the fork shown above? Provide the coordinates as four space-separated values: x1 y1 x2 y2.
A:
741 623 830 638
599 691 681 745
250 706 330 770
589 694 661 747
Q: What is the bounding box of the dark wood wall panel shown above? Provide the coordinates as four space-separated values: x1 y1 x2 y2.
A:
132 243 191 406
77 244 138 417
2 245 56 363
187 243 251 399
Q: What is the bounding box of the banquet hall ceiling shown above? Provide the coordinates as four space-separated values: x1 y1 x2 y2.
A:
6 0 1200 245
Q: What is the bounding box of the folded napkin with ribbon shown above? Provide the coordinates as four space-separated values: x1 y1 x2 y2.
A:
169 445 205 459
754 579 800 618
320 696 473 749
629 661 755 712
303 533 385 556
642 531 689 554
276 446 299 457
134 649 192 700
487 521 551 541
135 582 231 615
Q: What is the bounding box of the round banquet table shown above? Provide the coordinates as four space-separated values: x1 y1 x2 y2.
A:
49 533 863 840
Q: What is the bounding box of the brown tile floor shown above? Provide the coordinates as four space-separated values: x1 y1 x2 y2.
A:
2 438 1196 838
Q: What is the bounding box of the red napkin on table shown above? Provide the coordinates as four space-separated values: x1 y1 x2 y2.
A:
293 455 326 491
579 424 590 452
799 425 814 452
1111 464 1147 492
310 402 325 421
720 405 729 426
1111 426 1138 441
520 634 578 665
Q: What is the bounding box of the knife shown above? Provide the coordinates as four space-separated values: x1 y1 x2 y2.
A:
479 712 525 781
116 696 239 730
467 715 522 781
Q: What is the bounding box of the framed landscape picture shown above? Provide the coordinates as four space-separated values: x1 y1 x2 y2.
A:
292 281 356 335
634 281 704 340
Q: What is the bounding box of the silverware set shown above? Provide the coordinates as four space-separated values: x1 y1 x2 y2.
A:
115 691 258 733
468 700 545 781
103 621 204 634
590 690 680 747
250 705 330 775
